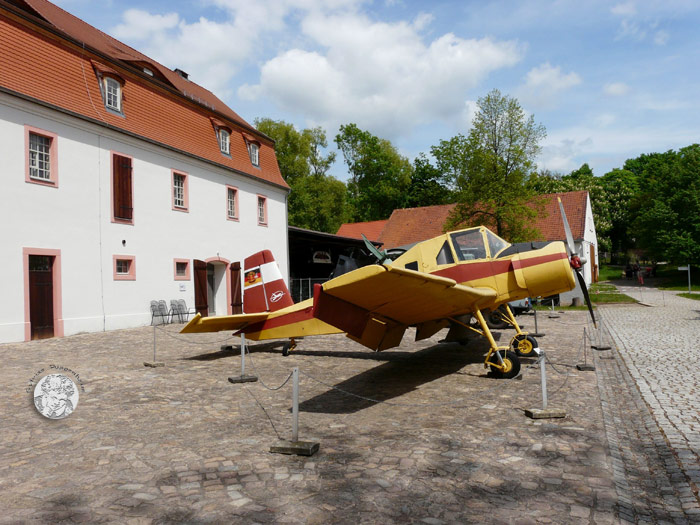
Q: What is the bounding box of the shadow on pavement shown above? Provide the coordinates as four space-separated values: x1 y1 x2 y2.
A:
299 342 487 414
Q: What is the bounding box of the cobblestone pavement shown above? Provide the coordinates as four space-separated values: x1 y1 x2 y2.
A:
0 304 693 524
598 282 700 523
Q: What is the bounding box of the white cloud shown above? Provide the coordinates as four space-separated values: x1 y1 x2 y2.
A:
241 11 522 139
611 2 637 17
603 82 630 96
516 62 581 109
654 30 669 45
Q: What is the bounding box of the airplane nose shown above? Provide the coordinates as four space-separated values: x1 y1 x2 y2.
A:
518 242 576 298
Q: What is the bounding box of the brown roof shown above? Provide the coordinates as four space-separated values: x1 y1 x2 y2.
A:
0 0 287 189
336 191 590 249
336 220 389 242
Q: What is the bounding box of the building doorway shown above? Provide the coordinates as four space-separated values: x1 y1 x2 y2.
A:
29 255 54 339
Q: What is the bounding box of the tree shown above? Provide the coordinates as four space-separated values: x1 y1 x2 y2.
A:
335 123 412 222
633 145 700 264
432 89 546 241
405 154 454 208
255 118 347 233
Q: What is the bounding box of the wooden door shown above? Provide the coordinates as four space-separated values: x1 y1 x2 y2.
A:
29 255 54 340
193 259 208 317
230 262 242 314
590 245 598 283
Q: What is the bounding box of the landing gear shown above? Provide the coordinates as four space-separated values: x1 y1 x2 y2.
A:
450 309 522 380
281 338 297 357
511 334 538 357
488 350 521 379
485 306 509 329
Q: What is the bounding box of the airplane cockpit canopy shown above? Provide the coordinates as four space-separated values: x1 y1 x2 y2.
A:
449 228 510 260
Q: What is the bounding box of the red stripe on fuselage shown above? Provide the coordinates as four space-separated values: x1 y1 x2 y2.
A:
241 305 315 334
432 251 567 283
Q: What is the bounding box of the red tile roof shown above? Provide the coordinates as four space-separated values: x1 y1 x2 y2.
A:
0 0 287 189
336 220 389 242
336 191 590 249
379 204 455 249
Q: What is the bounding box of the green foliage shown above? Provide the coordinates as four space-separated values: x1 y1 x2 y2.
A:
255 118 346 233
432 89 546 242
632 145 700 264
405 154 454 207
335 123 412 221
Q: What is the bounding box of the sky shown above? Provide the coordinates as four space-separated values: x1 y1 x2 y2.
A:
55 0 700 181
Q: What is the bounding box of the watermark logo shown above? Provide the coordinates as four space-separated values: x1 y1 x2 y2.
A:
31 370 82 419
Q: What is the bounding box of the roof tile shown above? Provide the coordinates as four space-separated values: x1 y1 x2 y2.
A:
336 191 590 249
0 0 287 189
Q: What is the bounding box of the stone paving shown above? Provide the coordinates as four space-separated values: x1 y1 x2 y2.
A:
598 282 700 523
0 298 695 524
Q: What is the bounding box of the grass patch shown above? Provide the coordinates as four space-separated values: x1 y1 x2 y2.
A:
654 264 700 291
589 282 638 304
598 264 625 282
678 292 700 301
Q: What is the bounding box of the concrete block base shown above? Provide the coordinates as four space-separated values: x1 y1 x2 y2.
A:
228 375 258 384
576 363 596 371
525 408 566 419
270 440 319 456
144 361 165 368
592 345 612 351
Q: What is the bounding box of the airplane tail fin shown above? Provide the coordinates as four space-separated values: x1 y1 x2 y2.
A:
243 250 294 313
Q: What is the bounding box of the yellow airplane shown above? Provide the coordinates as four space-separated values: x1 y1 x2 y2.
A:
182 199 594 379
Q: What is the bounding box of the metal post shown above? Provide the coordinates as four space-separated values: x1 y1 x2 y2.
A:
592 317 611 351
540 353 548 410
577 327 595 371
240 333 246 376
228 333 257 383
689 264 692 294
292 367 299 443
525 349 565 418
144 324 164 367
532 298 544 336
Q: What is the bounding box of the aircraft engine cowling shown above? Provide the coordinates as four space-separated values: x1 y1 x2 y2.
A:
514 241 576 298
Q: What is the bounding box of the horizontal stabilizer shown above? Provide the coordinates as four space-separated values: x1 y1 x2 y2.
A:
180 312 270 334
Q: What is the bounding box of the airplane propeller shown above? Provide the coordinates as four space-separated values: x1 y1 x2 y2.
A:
558 197 597 328
361 234 390 265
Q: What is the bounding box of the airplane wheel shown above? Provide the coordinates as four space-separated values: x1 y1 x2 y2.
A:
282 342 290 356
512 334 538 357
486 307 509 329
489 350 521 379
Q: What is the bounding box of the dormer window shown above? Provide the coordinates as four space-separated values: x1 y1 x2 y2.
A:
104 77 122 112
218 129 230 155
248 142 259 167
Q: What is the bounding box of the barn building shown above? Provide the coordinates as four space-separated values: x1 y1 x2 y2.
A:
0 0 289 343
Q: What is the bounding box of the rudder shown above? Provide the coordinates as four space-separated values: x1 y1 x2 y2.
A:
243 250 294 313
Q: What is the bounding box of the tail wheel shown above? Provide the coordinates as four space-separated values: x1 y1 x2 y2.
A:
512 334 538 357
281 340 297 357
489 350 521 379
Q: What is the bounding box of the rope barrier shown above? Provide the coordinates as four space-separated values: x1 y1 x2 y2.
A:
243 386 282 440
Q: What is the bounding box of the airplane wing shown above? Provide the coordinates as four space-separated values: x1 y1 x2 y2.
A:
312 264 497 351
180 312 270 334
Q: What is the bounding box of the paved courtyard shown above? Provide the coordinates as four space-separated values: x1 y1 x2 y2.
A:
0 287 698 524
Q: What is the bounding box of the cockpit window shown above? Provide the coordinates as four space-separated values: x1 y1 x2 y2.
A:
450 230 486 261
436 241 455 265
485 230 510 258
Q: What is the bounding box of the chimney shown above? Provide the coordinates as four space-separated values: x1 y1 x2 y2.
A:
174 68 189 80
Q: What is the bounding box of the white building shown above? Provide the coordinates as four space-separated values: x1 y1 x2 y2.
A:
0 0 290 343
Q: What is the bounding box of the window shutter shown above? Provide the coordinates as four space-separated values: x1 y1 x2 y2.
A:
113 155 133 220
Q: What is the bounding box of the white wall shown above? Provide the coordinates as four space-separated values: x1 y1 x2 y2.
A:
0 93 288 343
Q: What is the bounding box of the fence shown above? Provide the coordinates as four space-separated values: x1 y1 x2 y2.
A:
290 278 328 303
